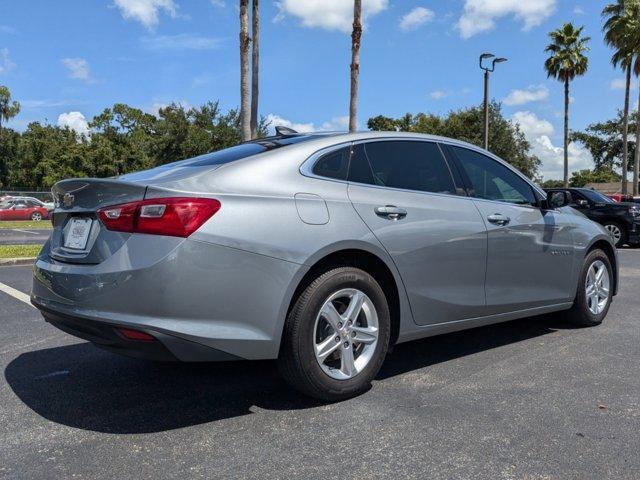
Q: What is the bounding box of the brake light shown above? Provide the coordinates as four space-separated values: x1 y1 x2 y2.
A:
98 197 220 237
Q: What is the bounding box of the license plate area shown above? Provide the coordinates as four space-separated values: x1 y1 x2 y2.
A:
64 217 93 250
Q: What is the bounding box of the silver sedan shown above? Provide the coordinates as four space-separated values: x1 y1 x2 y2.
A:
32 131 618 400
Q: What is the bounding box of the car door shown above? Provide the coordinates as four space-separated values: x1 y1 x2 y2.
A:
446 145 576 314
347 140 488 325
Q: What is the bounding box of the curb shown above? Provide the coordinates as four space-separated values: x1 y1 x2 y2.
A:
0 257 36 266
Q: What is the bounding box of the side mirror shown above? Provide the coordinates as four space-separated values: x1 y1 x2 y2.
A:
547 191 570 209
576 199 589 208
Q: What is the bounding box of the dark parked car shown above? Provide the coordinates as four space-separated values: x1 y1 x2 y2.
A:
546 187 640 247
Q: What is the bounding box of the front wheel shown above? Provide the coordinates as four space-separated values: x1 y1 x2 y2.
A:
603 222 626 247
565 249 613 327
278 267 391 401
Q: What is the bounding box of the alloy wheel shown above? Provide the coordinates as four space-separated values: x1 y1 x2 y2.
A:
31 212 42 221
313 288 379 380
604 224 621 244
585 260 610 315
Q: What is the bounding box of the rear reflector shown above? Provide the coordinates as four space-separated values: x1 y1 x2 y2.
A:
98 197 221 237
117 327 156 342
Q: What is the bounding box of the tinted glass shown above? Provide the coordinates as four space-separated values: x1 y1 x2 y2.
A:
451 147 536 205
121 134 327 181
580 189 613 203
312 147 350 180
348 144 375 184
354 141 456 194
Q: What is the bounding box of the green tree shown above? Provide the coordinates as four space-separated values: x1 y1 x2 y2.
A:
571 110 638 172
569 168 621 187
603 0 639 195
544 23 590 187
367 102 541 178
0 85 20 131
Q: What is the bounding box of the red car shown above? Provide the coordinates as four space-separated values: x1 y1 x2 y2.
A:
0 198 49 221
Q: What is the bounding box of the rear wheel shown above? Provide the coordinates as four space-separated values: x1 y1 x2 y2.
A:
30 211 42 221
602 222 626 247
278 267 390 401
565 249 613 327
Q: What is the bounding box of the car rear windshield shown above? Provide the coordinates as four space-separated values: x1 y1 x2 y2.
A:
166 135 322 168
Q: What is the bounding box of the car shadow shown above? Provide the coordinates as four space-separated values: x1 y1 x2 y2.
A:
5 315 560 434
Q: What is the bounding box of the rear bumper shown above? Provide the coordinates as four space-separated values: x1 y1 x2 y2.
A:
37 304 240 362
32 237 307 361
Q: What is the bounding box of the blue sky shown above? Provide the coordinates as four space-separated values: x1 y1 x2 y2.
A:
0 0 636 179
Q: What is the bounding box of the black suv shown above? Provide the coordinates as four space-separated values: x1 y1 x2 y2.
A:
546 187 640 247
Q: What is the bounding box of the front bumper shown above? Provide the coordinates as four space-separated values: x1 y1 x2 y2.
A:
629 221 640 244
32 236 306 361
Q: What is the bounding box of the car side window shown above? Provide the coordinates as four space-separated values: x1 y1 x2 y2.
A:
349 140 456 195
312 147 350 181
451 146 537 206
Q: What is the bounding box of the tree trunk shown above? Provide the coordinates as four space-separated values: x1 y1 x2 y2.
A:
349 0 362 133
622 65 631 195
250 0 259 139
634 83 640 197
563 78 570 188
239 0 251 141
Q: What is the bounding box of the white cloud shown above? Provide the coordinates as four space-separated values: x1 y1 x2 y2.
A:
399 7 435 32
57 111 90 137
113 0 178 30
0 48 16 75
512 110 592 179
61 57 92 82
610 78 639 90
573 6 585 15
0 25 17 34
504 85 549 106
210 0 225 6
141 34 224 50
146 100 192 117
266 114 351 134
457 0 556 39
20 99 86 108
275 0 388 33
512 111 554 137
430 90 448 100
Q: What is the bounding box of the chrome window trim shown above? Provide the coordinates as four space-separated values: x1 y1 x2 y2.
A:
299 135 546 204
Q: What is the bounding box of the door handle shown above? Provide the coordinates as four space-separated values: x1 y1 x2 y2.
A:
375 205 407 220
487 213 510 226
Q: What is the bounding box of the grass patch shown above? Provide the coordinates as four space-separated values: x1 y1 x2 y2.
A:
0 244 42 259
0 220 52 229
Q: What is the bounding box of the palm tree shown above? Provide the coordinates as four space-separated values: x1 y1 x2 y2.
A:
603 0 636 195
627 1 640 196
239 0 251 141
349 0 362 133
0 85 20 131
544 23 590 188
250 0 259 139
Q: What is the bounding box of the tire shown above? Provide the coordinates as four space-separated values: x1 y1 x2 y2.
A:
602 221 626 247
30 211 42 221
565 249 613 327
278 266 391 401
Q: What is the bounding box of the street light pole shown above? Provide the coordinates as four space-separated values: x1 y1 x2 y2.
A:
479 53 507 151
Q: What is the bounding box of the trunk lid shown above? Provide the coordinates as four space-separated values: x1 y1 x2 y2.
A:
49 178 148 264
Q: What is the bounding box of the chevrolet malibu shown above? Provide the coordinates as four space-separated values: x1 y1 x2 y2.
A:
32 131 618 401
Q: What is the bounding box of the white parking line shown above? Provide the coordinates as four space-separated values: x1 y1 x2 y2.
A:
12 228 39 235
0 282 33 307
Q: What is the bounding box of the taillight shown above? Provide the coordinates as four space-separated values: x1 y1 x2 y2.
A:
98 197 220 237
116 327 156 342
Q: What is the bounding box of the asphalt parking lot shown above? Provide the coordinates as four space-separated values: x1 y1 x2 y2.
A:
0 251 638 479
0 227 51 245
